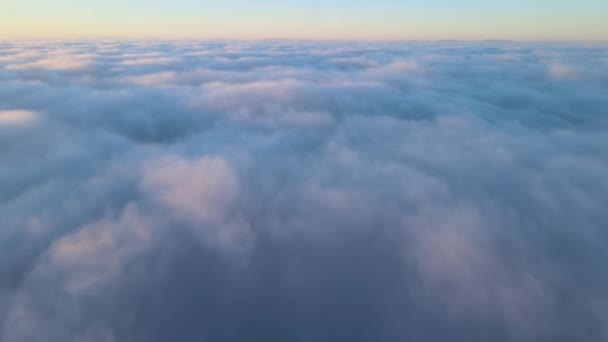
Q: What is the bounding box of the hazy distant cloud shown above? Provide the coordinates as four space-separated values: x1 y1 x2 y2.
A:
547 62 584 80
121 57 180 66
1 40 607 342
0 110 38 125
125 71 177 86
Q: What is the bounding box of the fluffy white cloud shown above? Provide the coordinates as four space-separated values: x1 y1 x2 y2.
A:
6 54 94 71
141 155 252 255
0 110 38 125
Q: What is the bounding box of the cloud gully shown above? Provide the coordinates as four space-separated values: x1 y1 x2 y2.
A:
0 40 607 342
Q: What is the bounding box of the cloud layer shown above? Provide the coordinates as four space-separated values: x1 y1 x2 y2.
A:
1 40 608 342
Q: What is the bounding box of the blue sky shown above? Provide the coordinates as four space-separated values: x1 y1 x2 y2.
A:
1 1 607 40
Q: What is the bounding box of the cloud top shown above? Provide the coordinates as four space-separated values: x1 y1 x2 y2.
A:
0 110 38 125
0 40 607 342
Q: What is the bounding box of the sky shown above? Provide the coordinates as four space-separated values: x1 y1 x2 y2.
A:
1 2 608 342
1 0 608 40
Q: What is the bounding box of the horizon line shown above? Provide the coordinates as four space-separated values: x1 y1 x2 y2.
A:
2 36 608 44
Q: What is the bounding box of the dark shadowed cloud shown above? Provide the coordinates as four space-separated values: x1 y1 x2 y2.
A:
1 40 608 342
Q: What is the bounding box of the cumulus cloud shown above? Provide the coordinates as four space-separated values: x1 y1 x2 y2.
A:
546 61 583 80
120 57 180 66
0 110 38 125
0 40 608 342
141 155 252 255
7 56 91 71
